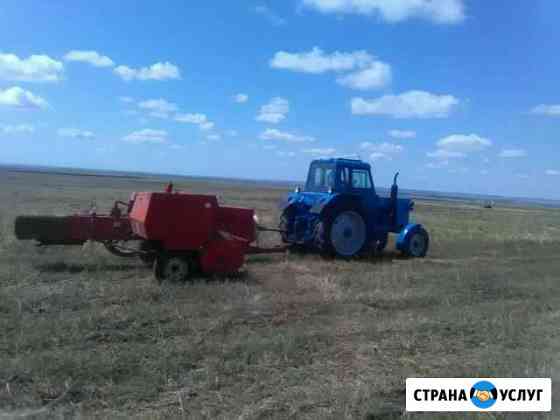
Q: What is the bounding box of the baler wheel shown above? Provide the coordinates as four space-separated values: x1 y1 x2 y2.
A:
153 254 191 283
138 241 156 267
104 240 138 258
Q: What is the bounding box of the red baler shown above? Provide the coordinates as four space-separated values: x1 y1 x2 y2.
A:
15 186 284 282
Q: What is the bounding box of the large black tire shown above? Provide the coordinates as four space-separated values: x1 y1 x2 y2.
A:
103 240 137 258
374 234 388 254
314 205 367 258
138 241 156 267
153 254 191 284
279 208 294 243
401 227 429 258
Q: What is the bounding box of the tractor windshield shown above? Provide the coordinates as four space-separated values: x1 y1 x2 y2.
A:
305 163 335 192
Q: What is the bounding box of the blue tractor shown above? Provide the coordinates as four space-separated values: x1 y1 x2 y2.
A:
278 158 429 258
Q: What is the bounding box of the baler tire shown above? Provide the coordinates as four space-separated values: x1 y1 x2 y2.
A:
104 240 137 258
138 241 156 267
153 254 191 284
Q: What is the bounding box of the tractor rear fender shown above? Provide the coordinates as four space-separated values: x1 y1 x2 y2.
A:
310 194 363 218
396 223 424 251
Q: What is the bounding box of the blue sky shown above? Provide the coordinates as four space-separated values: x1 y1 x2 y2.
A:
1 0 559 199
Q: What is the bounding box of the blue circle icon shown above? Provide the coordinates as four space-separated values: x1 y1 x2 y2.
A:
470 381 498 409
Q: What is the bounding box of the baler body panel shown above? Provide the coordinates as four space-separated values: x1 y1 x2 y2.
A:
129 192 256 252
216 206 256 243
130 192 220 250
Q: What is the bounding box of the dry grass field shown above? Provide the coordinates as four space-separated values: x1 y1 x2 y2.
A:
0 170 559 419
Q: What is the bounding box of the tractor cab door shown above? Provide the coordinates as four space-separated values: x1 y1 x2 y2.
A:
338 165 379 228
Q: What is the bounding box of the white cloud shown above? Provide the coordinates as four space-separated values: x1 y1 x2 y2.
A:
119 96 134 103
271 47 391 90
276 151 296 158
0 53 64 82
499 148 527 158
138 98 178 118
369 152 389 161
361 141 403 154
426 160 450 169
114 62 181 81
0 124 34 134
207 134 221 141
256 97 289 123
225 129 238 136
64 50 114 67
303 147 336 156
0 86 49 109
259 128 315 143
175 112 215 130
199 121 215 130
57 128 94 139
437 134 492 153
263 144 277 150
426 149 466 159
254 5 286 25
122 129 168 144
175 113 207 124
360 141 403 161
516 173 530 179
530 104 560 116
352 90 459 118
301 0 465 24
271 47 375 74
427 134 491 163
546 169 560 176
234 93 249 103
336 61 391 90
388 129 416 139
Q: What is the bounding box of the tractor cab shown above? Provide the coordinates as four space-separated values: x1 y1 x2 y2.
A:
304 158 375 195
279 158 429 259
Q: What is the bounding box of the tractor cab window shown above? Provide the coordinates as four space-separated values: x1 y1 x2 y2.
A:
351 169 373 189
306 164 335 192
339 167 350 189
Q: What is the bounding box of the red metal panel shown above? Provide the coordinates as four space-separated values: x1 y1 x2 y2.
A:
199 237 248 274
216 206 256 242
129 192 219 250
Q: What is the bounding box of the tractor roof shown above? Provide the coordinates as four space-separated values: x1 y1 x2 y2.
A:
312 157 371 170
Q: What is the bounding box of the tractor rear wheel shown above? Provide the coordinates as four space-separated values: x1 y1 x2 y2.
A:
315 207 367 258
279 209 294 243
153 254 191 284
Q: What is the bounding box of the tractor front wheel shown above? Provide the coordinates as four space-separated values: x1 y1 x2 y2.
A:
401 227 429 258
153 254 191 284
